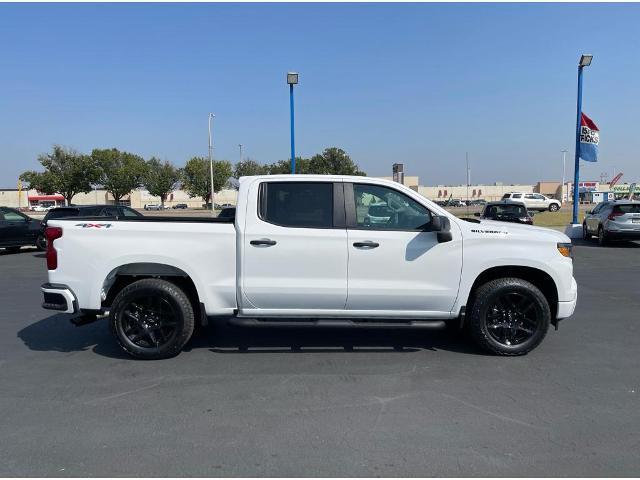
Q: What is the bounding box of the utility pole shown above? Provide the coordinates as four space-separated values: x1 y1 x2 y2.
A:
466 152 470 216
208 113 215 216
238 144 243 164
561 149 567 202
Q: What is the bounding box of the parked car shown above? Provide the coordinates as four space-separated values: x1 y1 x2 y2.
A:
41 175 577 359
220 203 234 208
445 199 466 207
144 204 163 211
172 203 188 210
583 201 640 245
217 206 236 219
475 201 533 225
364 202 392 225
502 192 561 212
469 199 487 206
31 204 54 212
0 207 45 251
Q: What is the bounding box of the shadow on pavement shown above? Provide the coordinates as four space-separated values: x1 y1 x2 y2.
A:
18 314 482 359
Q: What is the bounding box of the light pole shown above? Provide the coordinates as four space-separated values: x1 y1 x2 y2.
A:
571 54 593 225
208 113 215 216
238 144 243 164
561 149 567 202
287 72 299 174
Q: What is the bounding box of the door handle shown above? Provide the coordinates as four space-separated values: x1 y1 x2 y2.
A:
250 239 277 246
353 241 379 248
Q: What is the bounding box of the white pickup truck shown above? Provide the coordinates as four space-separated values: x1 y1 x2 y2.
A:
41 175 577 359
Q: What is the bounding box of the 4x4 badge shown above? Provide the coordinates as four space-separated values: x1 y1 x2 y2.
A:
75 223 113 229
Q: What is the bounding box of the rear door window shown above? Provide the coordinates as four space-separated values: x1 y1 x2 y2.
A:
259 182 333 228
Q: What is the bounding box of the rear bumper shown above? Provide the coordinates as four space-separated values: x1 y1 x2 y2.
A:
606 229 640 240
41 283 78 314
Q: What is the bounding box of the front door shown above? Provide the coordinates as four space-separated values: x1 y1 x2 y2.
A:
0 208 30 245
345 183 462 316
240 180 348 313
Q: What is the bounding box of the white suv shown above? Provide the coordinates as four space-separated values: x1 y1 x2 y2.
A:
502 192 561 212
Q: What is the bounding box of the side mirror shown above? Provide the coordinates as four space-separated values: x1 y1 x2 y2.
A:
428 216 452 243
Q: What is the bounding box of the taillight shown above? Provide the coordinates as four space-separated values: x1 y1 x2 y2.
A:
45 227 63 270
608 211 623 221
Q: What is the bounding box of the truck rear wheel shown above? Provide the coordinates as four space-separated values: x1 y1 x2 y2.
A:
467 278 550 356
110 278 195 360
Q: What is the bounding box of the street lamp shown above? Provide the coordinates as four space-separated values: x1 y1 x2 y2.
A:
238 144 243 164
208 113 215 216
571 54 593 226
287 72 299 174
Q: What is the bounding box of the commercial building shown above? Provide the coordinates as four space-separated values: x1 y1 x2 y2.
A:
0 187 238 210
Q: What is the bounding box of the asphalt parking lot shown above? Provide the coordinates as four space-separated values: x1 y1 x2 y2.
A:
0 240 639 477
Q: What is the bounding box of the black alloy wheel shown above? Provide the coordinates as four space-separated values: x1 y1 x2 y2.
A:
119 295 179 350
110 278 195 359
467 278 550 356
485 292 540 347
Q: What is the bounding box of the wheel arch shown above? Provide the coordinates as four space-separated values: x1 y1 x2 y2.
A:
101 263 205 324
465 265 558 324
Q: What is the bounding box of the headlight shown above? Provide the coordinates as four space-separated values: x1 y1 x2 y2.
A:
557 242 573 258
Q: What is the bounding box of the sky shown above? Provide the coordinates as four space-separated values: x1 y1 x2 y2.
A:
1 3 639 188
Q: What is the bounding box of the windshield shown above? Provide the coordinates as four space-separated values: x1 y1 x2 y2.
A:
484 204 526 217
613 204 640 214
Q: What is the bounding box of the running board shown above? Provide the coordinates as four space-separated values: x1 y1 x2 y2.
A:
228 318 447 330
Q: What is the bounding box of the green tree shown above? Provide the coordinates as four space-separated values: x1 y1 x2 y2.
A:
92 148 147 204
143 158 180 207
181 157 233 205
233 158 268 178
308 147 366 175
265 157 310 175
19 145 99 205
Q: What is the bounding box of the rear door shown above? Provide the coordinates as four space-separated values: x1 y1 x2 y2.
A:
240 180 348 313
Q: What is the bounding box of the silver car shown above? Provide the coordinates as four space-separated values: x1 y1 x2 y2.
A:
583 201 640 245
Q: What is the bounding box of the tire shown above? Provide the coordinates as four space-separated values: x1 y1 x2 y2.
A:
110 278 195 360
467 278 550 356
549 203 560 212
598 226 608 246
582 223 591 240
6 246 21 253
36 234 47 251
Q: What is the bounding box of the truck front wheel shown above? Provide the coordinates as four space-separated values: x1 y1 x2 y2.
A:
110 278 195 360
467 278 550 356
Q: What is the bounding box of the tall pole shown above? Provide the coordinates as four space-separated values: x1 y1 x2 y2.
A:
289 83 296 174
466 152 470 216
571 66 584 225
238 144 243 164
208 113 215 216
561 149 567 202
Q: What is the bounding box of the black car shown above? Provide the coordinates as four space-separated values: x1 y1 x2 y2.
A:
475 201 533 225
172 203 188 209
217 206 236 219
0 207 45 252
41 205 142 237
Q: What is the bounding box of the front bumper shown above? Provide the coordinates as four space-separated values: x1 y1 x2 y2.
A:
556 277 577 319
41 283 78 314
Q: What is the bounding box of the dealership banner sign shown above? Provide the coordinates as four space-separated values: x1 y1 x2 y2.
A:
579 113 599 162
